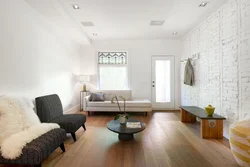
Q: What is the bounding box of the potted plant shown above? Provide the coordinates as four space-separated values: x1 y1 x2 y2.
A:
111 95 129 124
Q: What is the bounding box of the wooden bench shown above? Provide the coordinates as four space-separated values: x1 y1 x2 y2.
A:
180 106 226 139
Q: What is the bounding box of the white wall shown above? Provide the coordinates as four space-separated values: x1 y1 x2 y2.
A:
0 0 87 112
180 0 250 138
80 46 96 76
87 40 181 109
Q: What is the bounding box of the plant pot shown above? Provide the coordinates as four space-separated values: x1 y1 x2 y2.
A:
119 115 127 125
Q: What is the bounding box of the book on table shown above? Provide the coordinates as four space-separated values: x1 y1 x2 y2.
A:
126 122 141 128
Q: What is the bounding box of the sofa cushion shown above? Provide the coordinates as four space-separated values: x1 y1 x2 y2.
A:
50 114 86 133
87 100 151 108
0 128 66 166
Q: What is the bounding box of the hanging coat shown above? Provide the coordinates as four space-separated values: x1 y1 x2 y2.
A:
184 58 194 86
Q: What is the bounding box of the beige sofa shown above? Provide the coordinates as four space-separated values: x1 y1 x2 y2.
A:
83 90 152 116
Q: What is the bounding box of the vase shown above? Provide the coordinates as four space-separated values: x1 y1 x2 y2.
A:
119 115 127 125
205 105 215 116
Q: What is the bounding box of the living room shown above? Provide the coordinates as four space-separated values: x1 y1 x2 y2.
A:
0 0 249 167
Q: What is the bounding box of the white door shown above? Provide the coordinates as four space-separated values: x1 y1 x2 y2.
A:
152 56 175 109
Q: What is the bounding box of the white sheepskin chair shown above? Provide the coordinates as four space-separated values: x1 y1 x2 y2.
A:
0 96 59 159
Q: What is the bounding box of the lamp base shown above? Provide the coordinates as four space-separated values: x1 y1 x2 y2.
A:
83 84 87 91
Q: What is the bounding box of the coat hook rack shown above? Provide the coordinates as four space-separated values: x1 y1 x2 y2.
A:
181 53 200 63
181 58 192 63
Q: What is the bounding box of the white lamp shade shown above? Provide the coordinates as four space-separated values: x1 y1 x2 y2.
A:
79 75 90 82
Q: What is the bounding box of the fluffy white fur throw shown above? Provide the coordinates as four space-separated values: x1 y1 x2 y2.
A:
0 96 59 159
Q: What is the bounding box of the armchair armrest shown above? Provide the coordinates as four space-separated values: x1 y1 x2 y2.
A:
83 95 90 110
84 95 90 101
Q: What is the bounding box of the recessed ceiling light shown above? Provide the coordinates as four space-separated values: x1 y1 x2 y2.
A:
150 20 165 26
173 32 178 35
92 33 97 36
199 1 208 7
81 22 94 27
72 4 80 9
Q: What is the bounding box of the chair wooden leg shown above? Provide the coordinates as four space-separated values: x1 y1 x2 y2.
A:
82 124 86 130
60 143 65 152
34 163 42 167
71 133 76 142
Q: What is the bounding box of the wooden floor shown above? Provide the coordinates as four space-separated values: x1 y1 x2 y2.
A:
1 111 238 167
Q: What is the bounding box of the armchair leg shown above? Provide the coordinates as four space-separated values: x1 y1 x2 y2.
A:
60 143 65 152
34 163 42 167
82 124 86 130
71 133 76 142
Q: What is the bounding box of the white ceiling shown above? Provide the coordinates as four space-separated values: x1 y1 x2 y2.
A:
26 0 227 41
25 0 91 44
58 0 227 40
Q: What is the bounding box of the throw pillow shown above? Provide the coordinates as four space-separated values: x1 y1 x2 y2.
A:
92 93 105 101
89 93 100 101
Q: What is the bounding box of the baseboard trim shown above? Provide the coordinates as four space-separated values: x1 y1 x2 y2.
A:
65 104 80 114
152 109 179 112
152 107 180 110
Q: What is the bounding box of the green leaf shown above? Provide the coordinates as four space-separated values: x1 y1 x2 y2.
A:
114 115 120 120
127 113 131 117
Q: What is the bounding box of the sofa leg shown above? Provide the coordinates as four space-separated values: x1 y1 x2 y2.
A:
34 163 42 167
82 124 86 130
88 111 91 116
60 143 65 152
144 112 148 117
71 133 76 142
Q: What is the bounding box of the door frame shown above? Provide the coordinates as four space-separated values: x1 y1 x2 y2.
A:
151 55 175 110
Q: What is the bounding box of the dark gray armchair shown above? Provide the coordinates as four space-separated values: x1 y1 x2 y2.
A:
35 94 86 141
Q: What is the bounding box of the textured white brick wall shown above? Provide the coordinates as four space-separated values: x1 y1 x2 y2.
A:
240 0 250 119
206 12 221 114
181 0 250 138
221 0 239 123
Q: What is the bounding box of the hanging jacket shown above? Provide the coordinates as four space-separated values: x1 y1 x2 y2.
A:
184 58 194 86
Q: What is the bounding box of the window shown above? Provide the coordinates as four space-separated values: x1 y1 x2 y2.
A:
98 52 128 90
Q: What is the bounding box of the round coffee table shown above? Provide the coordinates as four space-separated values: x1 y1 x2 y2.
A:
106 118 146 141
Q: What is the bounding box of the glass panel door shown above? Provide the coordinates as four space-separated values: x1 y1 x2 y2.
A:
156 60 171 102
152 56 175 109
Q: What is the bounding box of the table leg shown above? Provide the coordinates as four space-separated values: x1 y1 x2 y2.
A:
118 134 134 141
200 119 223 139
180 108 196 122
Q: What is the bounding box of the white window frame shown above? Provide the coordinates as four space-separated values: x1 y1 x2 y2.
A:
97 51 130 90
